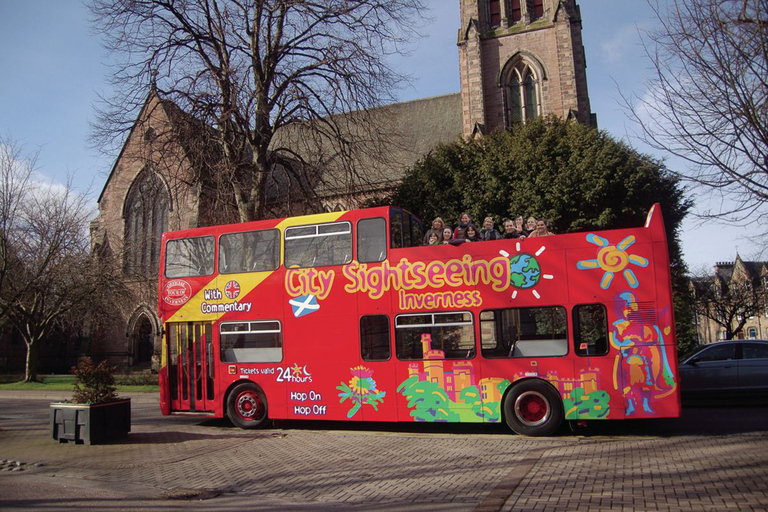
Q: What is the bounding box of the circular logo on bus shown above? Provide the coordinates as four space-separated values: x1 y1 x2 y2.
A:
224 280 240 299
509 253 541 289
163 279 192 306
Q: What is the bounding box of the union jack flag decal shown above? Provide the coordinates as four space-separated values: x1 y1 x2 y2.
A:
224 280 240 299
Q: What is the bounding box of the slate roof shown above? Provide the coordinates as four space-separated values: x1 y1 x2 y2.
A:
100 91 463 208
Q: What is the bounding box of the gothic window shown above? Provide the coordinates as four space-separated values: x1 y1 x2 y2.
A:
511 0 522 22
123 169 169 276
504 59 541 125
532 0 544 20
488 0 501 27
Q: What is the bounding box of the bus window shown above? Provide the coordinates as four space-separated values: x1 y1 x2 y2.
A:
409 213 423 247
219 229 280 273
165 236 215 278
395 312 475 360
390 211 404 249
573 304 609 356
360 315 390 361
480 306 567 358
284 221 352 268
220 321 282 363
357 218 387 263
402 214 412 248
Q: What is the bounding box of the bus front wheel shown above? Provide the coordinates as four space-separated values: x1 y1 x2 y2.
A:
503 380 563 436
227 383 269 429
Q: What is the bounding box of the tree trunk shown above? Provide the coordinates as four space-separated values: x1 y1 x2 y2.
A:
24 339 39 383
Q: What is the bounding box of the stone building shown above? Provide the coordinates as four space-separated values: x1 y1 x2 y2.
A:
691 255 768 345
87 0 594 368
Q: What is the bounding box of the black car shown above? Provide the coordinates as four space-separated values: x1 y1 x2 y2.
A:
679 340 768 402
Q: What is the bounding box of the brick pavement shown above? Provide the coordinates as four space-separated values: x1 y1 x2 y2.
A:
1 392 767 511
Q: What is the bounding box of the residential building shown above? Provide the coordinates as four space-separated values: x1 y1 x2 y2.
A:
690 255 768 345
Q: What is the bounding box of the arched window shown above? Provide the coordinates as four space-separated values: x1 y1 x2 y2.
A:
532 0 544 20
123 169 169 276
488 0 501 27
511 0 522 23
503 59 541 125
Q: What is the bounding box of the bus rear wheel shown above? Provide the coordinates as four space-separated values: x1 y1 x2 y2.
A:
227 383 269 429
503 380 563 436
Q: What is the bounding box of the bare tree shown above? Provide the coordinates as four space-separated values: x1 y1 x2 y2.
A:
88 0 426 221
626 0 768 228
0 135 128 382
690 269 766 340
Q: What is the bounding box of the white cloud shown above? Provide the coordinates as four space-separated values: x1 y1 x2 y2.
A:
600 24 644 64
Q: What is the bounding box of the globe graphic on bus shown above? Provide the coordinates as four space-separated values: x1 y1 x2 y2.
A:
509 253 541 289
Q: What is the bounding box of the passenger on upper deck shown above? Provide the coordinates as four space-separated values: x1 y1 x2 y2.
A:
528 219 554 237
440 227 453 244
423 217 445 245
515 216 530 237
427 231 440 245
453 213 473 239
480 217 502 241
525 216 537 235
464 224 481 242
502 219 525 239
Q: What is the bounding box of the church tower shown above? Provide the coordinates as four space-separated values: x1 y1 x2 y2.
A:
458 0 594 136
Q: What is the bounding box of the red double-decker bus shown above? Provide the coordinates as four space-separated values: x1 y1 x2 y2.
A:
157 204 680 436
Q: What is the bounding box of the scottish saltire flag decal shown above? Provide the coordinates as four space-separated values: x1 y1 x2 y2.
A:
290 294 320 318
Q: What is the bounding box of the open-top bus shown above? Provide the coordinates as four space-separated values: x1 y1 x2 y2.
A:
158 204 680 436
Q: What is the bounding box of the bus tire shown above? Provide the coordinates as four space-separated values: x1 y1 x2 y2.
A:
227 383 269 429
503 380 563 436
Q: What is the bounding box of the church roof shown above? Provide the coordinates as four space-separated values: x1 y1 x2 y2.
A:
377 93 463 181
98 91 463 208
269 93 463 198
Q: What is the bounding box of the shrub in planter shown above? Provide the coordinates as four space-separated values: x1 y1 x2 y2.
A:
50 357 131 445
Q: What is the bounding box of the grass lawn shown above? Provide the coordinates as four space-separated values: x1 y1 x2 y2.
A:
0 374 159 393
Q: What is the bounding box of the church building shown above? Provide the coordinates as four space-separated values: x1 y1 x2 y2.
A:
88 0 593 368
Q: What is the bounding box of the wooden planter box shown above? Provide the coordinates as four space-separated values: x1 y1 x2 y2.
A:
50 399 131 445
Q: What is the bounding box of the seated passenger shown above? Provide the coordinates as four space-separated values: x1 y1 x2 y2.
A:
528 219 554 237
480 217 502 241
453 212 473 239
440 227 453 244
502 219 525 239
427 231 440 245
423 217 445 245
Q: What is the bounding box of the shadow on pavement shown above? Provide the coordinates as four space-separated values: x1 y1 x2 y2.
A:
568 401 768 437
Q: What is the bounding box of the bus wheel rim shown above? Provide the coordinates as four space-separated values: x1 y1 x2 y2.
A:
236 391 262 420
514 390 550 427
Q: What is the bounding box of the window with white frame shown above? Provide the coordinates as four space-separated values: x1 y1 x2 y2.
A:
503 58 540 125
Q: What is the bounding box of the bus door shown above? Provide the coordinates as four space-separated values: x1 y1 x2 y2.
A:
166 321 216 413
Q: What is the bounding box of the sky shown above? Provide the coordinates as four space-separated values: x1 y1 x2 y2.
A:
0 0 758 270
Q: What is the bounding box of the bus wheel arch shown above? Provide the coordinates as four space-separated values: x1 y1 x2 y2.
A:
226 381 270 429
502 378 563 436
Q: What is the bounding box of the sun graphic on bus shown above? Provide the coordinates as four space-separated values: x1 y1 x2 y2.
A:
576 234 649 289
499 243 554 299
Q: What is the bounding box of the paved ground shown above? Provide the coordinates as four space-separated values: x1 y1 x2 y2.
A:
0 391 767 511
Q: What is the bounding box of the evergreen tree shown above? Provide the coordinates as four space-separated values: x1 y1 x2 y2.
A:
391 117 696 354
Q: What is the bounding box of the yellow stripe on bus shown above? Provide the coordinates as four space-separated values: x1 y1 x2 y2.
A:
166 211 347 324
167 272 272 323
